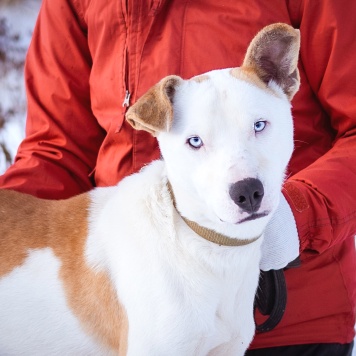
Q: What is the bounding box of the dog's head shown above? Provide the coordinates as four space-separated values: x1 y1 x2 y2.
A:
126 23 300 239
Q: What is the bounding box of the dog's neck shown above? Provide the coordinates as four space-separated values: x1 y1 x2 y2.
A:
167 182 261 247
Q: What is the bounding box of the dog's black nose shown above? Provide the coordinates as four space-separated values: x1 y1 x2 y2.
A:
229 178 264 213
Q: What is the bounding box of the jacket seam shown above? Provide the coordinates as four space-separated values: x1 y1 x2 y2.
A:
70 0 88 31
332 245 356 338
286 0 303 29
179 0 191 76
299 210 356 230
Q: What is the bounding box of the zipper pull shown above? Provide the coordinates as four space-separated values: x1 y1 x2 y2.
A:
122 90 131 107
117 90 131 133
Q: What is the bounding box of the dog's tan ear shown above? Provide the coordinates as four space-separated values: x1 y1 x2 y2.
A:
125 75 182 136
242 23 300 100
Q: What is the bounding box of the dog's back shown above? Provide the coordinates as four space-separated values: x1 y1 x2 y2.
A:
0 189 128 355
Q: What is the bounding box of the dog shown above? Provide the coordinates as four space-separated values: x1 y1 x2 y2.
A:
0 23 300 355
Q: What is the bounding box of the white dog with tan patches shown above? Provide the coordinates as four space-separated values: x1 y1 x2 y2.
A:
0 23 300 355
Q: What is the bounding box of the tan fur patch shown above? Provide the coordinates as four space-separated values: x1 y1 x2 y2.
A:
0 190 52 276
126 75 182 136
191 74 210 83
0 189 128 354
230 67 282 98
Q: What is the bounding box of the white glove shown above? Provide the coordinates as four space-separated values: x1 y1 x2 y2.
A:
260 193 300 271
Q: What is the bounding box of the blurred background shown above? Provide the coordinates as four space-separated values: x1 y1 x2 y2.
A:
0 0 40 174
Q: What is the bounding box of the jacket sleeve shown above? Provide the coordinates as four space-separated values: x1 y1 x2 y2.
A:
0 0 105 199
284 0 356 254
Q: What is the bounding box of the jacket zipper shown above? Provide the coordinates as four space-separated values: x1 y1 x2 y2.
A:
121 0 163 112
116 0 130 133
122 90 131 107
122 0 130 111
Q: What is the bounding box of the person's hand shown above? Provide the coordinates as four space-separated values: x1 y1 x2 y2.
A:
260 193 300 271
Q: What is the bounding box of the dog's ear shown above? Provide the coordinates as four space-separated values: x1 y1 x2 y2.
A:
242 23 300 100
125 75 182 136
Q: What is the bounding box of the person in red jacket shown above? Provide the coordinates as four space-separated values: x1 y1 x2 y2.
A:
0 0 355 354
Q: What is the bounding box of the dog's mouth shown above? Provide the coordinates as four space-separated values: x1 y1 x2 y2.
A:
218 211 269 225
237 211 269 224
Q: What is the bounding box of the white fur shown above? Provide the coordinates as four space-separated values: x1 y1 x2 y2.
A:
86 161 263 355
0 68 294 355
84 69 294 355
159 69 293 239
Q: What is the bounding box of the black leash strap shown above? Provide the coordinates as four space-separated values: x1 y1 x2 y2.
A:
254 257 301 333
255 269 287 332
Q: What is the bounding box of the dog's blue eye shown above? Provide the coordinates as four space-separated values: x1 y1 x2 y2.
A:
254 120 267 133
187 136 203 149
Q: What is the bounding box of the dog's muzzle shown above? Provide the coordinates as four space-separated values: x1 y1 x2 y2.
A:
167 181 261 247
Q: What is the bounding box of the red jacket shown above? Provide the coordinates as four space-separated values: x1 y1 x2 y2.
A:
1 0 355 348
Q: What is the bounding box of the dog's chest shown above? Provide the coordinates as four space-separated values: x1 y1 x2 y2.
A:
114 232 261 355
90 166 262 354
199 260 260 354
